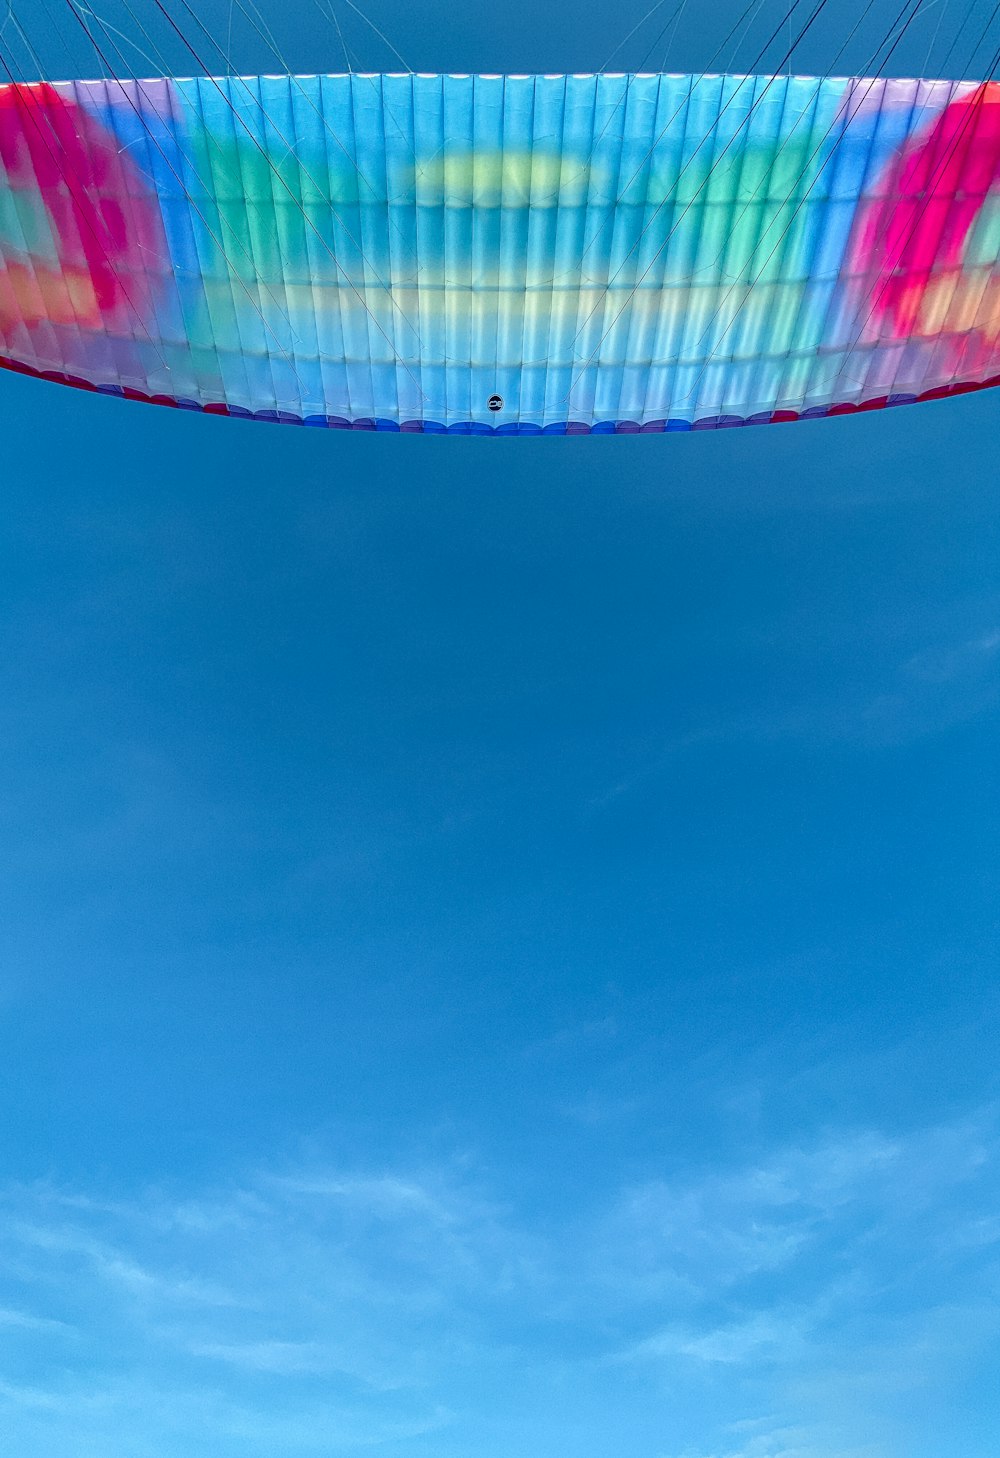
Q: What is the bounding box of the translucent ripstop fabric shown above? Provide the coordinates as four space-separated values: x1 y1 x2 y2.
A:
3 71 1000 433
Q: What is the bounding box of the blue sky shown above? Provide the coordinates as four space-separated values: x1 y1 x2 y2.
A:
1 3 1000 1457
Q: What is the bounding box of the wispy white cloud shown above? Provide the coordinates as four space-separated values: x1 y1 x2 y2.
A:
0 1306 73 1334
0 1110 998 1458
582 1128 903 1311
10 1216 243 1307
904 628 1000 684
614 1311 810 1367
590 613 1000 807
189 1338 382 1379
664 1423 883 1458
522 1015 619 1058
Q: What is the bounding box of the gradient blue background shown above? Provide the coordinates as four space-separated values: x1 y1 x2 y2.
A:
0 3 998 1457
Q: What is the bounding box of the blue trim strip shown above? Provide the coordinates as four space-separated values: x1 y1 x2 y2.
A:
5 357 999 434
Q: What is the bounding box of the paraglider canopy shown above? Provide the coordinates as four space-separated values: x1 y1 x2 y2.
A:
2 69 1000 432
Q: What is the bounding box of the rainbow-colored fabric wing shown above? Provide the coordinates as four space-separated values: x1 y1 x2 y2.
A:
2 72 1000 433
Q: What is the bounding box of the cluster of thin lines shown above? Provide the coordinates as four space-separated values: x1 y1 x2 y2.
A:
675 0 1000 417
561 0 922 405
